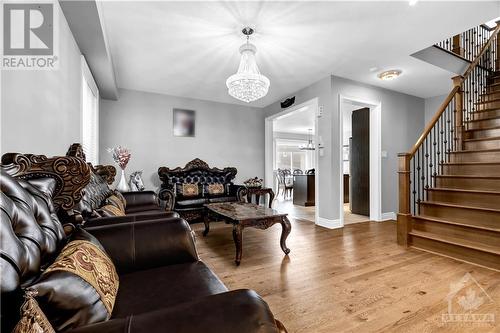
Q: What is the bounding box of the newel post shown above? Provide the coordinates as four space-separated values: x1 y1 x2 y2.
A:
452 34 464 57
452 76 464 150
397 153 412 247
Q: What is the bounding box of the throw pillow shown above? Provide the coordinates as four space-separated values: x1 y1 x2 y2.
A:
106 194 125 214
12 289 55 333
29 228 119 331
208 183 225 195
181 183 199 197
98 204 125 217
113 190 127 208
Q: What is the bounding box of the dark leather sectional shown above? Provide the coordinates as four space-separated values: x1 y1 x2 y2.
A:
0 154 287 333
158 158 248 222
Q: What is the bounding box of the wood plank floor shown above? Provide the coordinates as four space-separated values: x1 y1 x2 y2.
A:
193 219 500 333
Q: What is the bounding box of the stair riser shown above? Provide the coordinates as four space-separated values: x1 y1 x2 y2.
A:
410 236 500 271
443 164 500 176
477 100 500 109
486 85 500 93
467 127 500 139
472 109 500 120
413 219 500 247
427 190 500 209
468 117 500 129
490 77 500 85
449 151 500 162
420 204 500 227
435 177 500 191
481 91 500 101
464 139 500 150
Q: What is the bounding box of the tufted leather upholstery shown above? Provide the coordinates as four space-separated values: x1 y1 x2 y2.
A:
1 171 285 333
158 159 246 222
0 171 66 292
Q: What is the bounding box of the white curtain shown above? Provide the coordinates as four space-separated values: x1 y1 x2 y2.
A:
81 56 99 165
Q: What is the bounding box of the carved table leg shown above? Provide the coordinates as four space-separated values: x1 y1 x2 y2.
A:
280 216 291 255
203 214 210 237
268 189 275 208
255 194 261 206
233 224 244 265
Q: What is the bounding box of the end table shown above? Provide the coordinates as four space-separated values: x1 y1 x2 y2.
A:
245 187 275 208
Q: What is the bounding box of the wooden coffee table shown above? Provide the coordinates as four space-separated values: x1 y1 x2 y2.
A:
204 202 291 265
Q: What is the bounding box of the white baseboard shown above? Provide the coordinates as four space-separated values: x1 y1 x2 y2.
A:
316 217 343 229
380 212 396 221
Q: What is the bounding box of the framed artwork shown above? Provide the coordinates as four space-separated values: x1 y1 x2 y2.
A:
173 108 195 137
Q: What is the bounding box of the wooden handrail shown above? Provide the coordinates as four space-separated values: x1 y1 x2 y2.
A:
461 24 500 80
407 23 500 158
408 86 459 157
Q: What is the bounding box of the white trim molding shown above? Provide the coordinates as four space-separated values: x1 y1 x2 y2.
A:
380 212 397 221
316 217 343 229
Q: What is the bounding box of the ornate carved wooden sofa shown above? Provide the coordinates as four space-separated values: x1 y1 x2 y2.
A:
0 154 287 333
65 144 179 227
158 159 247 222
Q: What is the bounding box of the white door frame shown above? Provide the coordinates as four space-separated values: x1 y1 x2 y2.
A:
265 97 319 224
338 94 382 226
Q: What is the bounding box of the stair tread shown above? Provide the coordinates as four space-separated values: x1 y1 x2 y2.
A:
468 115 500 122
464 135 500 142
434 174 500 179
420 200 500 213
466 124 500 131
409 230 500 255
441 161 500 165
475 97 500 104
425 187 500 194
448 148 500 153
414 215 500 232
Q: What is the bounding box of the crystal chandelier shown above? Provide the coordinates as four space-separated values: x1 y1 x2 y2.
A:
226 27 270 103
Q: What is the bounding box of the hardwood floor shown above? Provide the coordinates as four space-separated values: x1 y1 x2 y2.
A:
193 219 500 333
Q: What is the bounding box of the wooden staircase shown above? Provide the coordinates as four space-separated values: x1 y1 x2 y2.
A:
397 24 500 272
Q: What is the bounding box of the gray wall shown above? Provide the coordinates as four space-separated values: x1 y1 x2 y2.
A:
99 89 265 190
263 75 425 221
425 94 447 125
1 3 82 156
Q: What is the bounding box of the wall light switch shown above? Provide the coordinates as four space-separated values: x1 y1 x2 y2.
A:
381 150 388 158
318 106 324 118
319 149 324 157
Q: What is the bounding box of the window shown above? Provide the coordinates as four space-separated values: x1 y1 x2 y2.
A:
81 56 99 165
274 139 315 171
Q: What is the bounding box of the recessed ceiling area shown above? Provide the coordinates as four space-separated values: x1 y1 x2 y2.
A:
274 106 315 135
99 1 499 107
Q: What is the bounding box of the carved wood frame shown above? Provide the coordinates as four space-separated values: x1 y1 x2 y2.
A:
66 143 116 185
1 153 91 210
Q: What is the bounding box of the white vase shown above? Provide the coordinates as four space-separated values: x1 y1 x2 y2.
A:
116 169 130 192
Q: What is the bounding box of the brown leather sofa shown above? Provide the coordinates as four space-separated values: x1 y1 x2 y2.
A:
0 155 287 333
64 144 179 227
158 158 248 222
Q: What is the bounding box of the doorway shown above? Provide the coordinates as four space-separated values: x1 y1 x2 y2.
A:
264 98 319 224
339 95 382 225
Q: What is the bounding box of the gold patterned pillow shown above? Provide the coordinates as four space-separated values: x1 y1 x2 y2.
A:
113 190 127 208
12 290 55 333
208 183 225 195
106 194 125 213
29 228 119 331
182 183 199 197
98 204 125 217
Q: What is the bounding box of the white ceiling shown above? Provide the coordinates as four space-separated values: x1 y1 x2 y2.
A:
100 1 500 107
274 106 315 135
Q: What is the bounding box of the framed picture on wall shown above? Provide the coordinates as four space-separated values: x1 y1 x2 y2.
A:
173 108 195 137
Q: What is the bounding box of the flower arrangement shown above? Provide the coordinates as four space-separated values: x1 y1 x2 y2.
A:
107 146 131 170
244 177 263 188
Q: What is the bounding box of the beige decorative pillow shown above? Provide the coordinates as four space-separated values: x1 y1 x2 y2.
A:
106 194 125 213
182 183 199 197
99 204 125 217
12 290 55 333
208 183 225 195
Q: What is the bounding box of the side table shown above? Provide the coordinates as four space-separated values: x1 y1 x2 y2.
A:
245 187 275 208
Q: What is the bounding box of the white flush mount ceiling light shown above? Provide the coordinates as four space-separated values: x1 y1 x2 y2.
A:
226 27 270 103
378 69 402 81
409 0 418 6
